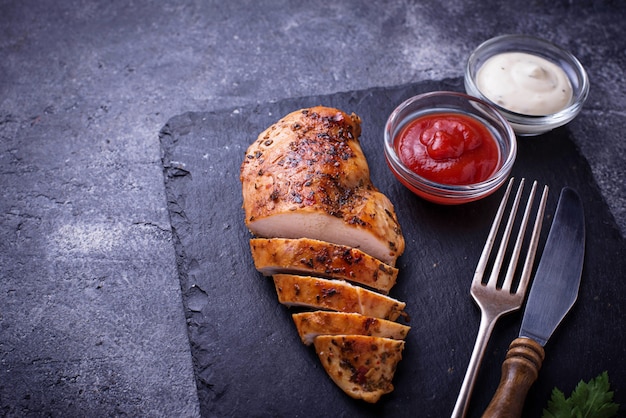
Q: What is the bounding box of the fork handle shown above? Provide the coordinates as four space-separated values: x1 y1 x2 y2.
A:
451 311 499 418
481 337 545 418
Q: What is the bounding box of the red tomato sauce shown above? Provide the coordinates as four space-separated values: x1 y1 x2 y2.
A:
396 112 500 185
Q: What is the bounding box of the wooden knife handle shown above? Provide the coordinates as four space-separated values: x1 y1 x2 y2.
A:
481 337 545 418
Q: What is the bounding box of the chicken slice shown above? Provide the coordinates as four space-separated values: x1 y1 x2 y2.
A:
240 106 405 266
250 237 398 294
314 335 405 403
272 274 406 321
292 311 410 345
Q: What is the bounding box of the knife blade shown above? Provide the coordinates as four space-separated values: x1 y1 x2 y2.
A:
482 187 585 418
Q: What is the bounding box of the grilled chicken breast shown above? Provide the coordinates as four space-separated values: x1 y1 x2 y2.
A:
240 106 405 266
272 274 406 321
292 311 410 345
241 106 409 403
249 237 398 293
314 335 405 403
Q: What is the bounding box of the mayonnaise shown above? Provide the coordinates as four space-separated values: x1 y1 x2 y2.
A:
476 52 573 115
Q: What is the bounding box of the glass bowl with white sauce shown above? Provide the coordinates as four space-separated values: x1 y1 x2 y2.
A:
464 34 589 136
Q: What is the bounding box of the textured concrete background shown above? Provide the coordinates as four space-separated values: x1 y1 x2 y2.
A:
1 0 624 416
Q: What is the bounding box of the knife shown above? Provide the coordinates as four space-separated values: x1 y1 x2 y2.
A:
481 187 585 418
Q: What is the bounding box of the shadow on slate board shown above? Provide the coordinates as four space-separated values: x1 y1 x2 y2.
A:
159 78 625 418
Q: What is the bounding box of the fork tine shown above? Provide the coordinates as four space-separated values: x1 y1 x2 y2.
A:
516 184 549 294
486 178 526 289
473 178 515 284
501 181 538 292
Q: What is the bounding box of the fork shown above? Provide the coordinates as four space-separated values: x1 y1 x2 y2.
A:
451 178 549 418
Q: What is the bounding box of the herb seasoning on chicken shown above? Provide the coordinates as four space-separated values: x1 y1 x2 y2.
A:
240 106 409 403
240 106 405 266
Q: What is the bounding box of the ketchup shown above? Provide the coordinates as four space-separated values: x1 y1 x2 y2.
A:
396 113 499 185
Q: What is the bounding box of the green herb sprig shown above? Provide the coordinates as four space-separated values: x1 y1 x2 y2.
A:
542 371 620 418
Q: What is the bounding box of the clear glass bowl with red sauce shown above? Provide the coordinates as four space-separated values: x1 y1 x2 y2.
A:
384 91 516 204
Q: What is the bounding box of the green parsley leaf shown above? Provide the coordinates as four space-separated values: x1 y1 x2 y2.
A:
542 371 620 418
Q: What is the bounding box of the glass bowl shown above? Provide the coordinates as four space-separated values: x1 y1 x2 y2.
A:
384 91 516 205
465 34 589 136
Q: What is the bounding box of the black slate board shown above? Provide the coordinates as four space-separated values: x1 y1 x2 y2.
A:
159 78 626 418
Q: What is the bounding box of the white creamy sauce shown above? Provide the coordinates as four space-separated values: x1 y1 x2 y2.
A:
476 52 573 115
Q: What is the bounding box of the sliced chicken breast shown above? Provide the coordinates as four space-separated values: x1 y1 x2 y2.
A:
240 106 405 266
250 237 398 294
272 274 406 321
292 311 410 345
314 335 405 403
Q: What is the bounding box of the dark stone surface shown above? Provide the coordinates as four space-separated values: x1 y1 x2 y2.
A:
160 78 625 417
1 0 624 416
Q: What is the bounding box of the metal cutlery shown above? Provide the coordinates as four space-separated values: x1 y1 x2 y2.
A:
451 178 549 418
482 186 585 418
